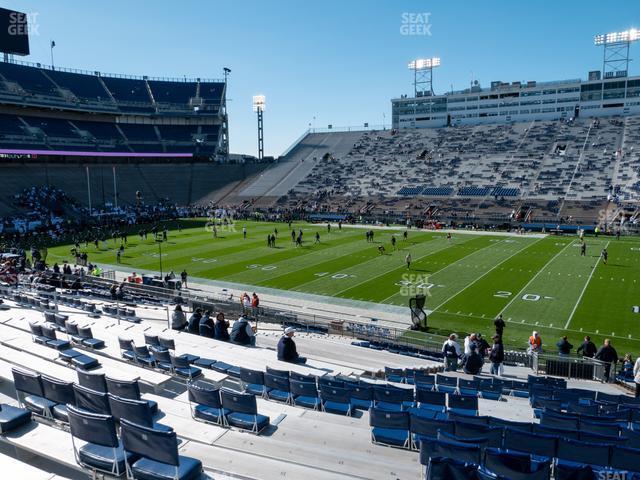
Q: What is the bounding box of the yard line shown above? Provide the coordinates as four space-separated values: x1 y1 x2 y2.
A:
565 240 610 329
330 237 475 296
496 239 576 317
378 238 509 304
430 236 544 312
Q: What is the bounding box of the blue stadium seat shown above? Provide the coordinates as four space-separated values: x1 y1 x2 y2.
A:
107 394 171 432
369 408 411 449
436 374 458 394
220 389 270 434
133 345 156 368
540 411 580 430
410 413 454 448
502 428 557 458
77 371 107 393
373 384 415 411
579 419 621 437
489 417 532 432
187 383 228 426
106 377 157 415
610 445 640 473
437 430 491 449
384 367 406 383
240 368 269 397
416 388 447 413
290 380 320 410
77 326 105 349
317 375 345 389
118 338 136 362
482 448 551 480
349 383 374 410
533 424 580 440
264 372 292 404
12 368 56 419
40 374 75 423
120 418 203 480
151 348 173 372
0 404 31 433
170 354 201 380
448 412 490 426
67 405 133 477
73 384 111 415
320 385 353 416
40 324 71 350
420 438 482 467
448 394 479 416
454 422 503 448
425 456 480 480
556 438 611 468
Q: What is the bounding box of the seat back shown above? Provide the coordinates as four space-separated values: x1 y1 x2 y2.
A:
579 419 621 437
170 353 190 369
317 375 345 388
483 448 551 480
158 337 175 350
265 373 290 392
73 384 111 414
503 428 557 458
436 374 458 387
448 412 490 425
133 345 151 358
610 445 640 472
118 337 134 351
12 368 43 397
421 438 482 466
556 438 611 467
416 388 446 407
369 408 410 429
540 411 579 430
153 348 172 364
65 321 80 336
120 419 179 467
54 314 68 330
220 389 257 415
77 371 107 393
77 326 93 339
437 430 490 449
29 322 43 337
41 374 75 405
410 413 454 438
187 383 222 409
108 394 153 427
239 368 265 386
265 366 289 378
373 384 414 404
489 417 532 432
349 384 374 401
144 333 160 346
41 324 57 340
455 422 503 446
425 457 479 480
290 380 319 398
448 394 479 412
289 372 316 383
319 385 351 404
106 377 140 400
67 405 118 447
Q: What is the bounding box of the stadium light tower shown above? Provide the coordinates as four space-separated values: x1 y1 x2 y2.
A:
252 95 265 160
594 29 639 78
408 57 440 97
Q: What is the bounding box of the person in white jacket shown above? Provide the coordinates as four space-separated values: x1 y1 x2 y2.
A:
442 334 461 372
634 356 640 398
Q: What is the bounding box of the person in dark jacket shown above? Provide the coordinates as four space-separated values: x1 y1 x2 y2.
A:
462 344 483 375
230 314 256 346
556 336 573 356
494 314 505 337
187 308 202 335
576 336 597 358
214 312 230 341
595 339 619 382
199 311 214 338
476 333 491 358
489 335 504 375
277 327 306 364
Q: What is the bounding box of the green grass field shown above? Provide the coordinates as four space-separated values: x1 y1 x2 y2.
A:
47 220 640 354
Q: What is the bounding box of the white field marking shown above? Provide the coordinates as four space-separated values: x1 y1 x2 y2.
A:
496 239 576 317
430 237 545 312
328 237 475 296
378 238 510 304
565 240 610 330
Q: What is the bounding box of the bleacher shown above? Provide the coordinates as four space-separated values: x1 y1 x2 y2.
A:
0 277 638 479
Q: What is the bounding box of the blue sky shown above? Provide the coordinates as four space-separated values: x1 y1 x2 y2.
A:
4 0 640 156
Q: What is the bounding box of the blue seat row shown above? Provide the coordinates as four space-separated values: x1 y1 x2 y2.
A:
118 337 202 380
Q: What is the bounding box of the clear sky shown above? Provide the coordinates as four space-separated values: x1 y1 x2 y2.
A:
3 0 639 156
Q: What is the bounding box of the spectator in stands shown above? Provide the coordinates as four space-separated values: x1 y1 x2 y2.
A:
171 305 187 331
463 333 478 355
251 293 260 317
230 314 256 346
187 308 203 335
528 331 542 354
199 311 214 338
494 314 505 337
577 335 597 358
619 353 634 381
214 312 230 341
595 338 619 382
476 333 490 357
462 344 483 375
556 336 573 357
634 355 640 398
181 269 188 288
277 327 306 364
442 334 461 372
489 335 504 375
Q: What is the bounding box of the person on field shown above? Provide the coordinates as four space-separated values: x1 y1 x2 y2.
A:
405 253 411 269
494 314 505 338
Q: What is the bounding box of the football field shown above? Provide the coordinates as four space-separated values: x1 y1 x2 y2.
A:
48 220 640 354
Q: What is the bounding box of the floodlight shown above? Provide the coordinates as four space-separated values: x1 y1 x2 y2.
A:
252 95 265 112
408 57 441 70
594 29 640 45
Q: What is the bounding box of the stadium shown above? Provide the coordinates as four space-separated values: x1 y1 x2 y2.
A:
1 2 640 480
